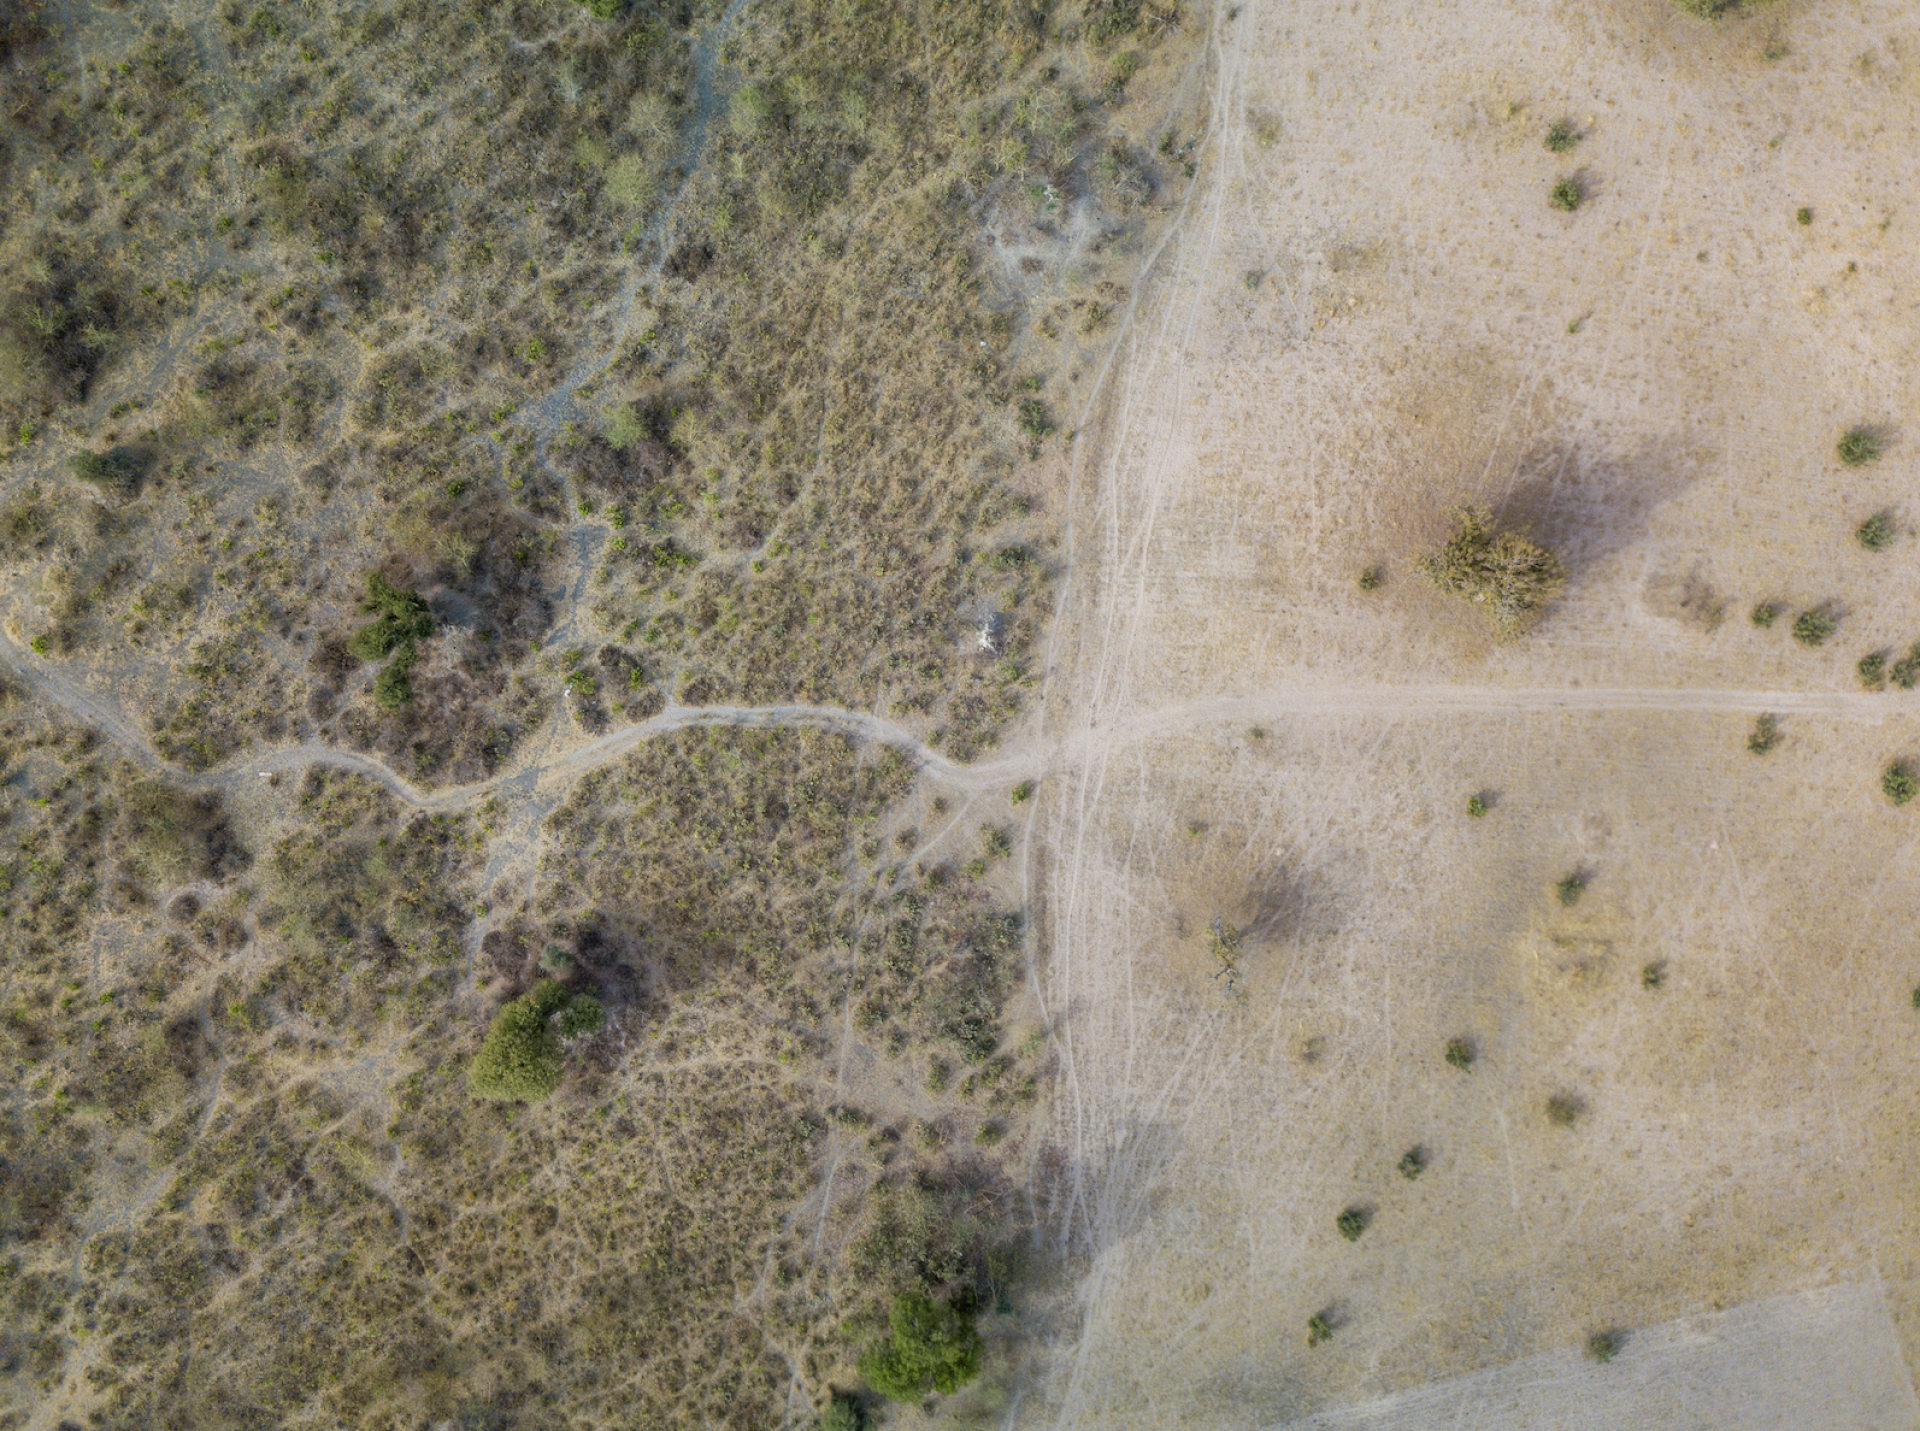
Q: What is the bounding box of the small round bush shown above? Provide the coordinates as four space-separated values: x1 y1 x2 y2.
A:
1749 601 1778 629
1397 1147 1426 1180
1791 607 1838 647
1838 426 1884 466
1466 794 1488 818
1335 1206 1370 1242
1857 513 1896 551
1444 1037 1476 1071
1550 176 1583 212
1556 872 1585 906
1586 1330 1623 1363
1544 120 1579 153
1546 1093 1583 1127
1795 206 1813 226
1883 763 1918 807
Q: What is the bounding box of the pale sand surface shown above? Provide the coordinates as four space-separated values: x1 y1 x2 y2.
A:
1015 0 1920 1424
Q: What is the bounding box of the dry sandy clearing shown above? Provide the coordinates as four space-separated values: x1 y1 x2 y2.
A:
1022 0 1920 1424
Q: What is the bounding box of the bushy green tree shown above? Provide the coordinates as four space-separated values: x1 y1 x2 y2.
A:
468 980 603 1102
857 1294 982 1401
350 572 435 708
1418 506 1566 640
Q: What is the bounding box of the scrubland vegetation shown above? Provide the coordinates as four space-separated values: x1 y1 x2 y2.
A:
0 0 1204 1423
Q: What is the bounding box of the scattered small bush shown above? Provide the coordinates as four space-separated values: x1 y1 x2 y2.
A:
1306 1311 1335 1347
1544 120 1579 153
1795 206 1813 226
1883 763 1918 806
1335 1206 1370 1242
1859 652 1888 689
1550 176 1583 212
1837 426 1884 467
1746 713 1780 755
1911 986 1920 1010
1857 512 1896 551
571 0 623 15
1749 601 1778 629
1418 506 1566 640
1556 871 1585 906
1791 606 1838 647
67 445 146 495
1010 780 1034 804
1641 962 1664 990
857 1294 982 1401
1357 566 1382 591
1444 1037 1476 1071
1466 794 1488 818
1016 397 1053 440
1892 646 1920 690
1546 1093 1583 1127
1585 1330 1623 1363
1397 1147 1425 1180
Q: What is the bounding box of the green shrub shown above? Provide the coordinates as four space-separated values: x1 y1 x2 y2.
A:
1857 512 1896 551
1749 601 1778 628
821 1395 863 1431
1883 763 1918 806
1010 780 1034 805
1016 398 1053 440
1641 962 1664 990
67 445 145 495
1335 1206 1370 1242
468 981 572 1101
1859 652 1888 689
1466 794 1488 818
1550 176 1583 212
1306 1311 1334 1347
1444 1037 1476 1071
1893 647 1920 690
1911 986 1920 1010
558 994 605 1038
857 1294 982 1401
1585 1330 1622 1363
1397 1147 1425 1180
1544 120 1579 153
1556 871 1585 906
372 642 420 711
1792 606 1839 647
1795 206 1813 226
1746 713 1780 755
728 81 776 138
1418 506 1566 640
1671 0 1742 16
1357 565 1382 591
1838 426 1884 466
573 0 623 16
1546 1093 1583 1127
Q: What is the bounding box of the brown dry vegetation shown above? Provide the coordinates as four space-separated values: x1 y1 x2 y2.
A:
0 0 1205 1423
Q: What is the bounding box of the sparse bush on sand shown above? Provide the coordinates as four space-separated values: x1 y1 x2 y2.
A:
1883 763 1918 807
1838 426 1884 467
1444 1037 1476 1071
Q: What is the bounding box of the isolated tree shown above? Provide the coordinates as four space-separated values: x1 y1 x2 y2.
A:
857 1294 982 1401
1418 506 1566 640
468 980 601 1102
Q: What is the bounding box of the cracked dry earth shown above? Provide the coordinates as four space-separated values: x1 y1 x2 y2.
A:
1015 0 1920 1427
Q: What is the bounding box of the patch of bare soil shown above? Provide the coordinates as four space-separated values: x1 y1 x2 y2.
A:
1019 0 1920 1424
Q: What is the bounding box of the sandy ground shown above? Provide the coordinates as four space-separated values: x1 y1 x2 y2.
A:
1019 0 1920 1424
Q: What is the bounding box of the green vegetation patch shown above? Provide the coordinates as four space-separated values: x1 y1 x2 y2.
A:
858 1293 983 1400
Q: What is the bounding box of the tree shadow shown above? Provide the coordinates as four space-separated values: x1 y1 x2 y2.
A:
1481 433 1708 581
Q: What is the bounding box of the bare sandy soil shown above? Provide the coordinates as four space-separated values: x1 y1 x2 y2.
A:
1018 0 1920 1424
